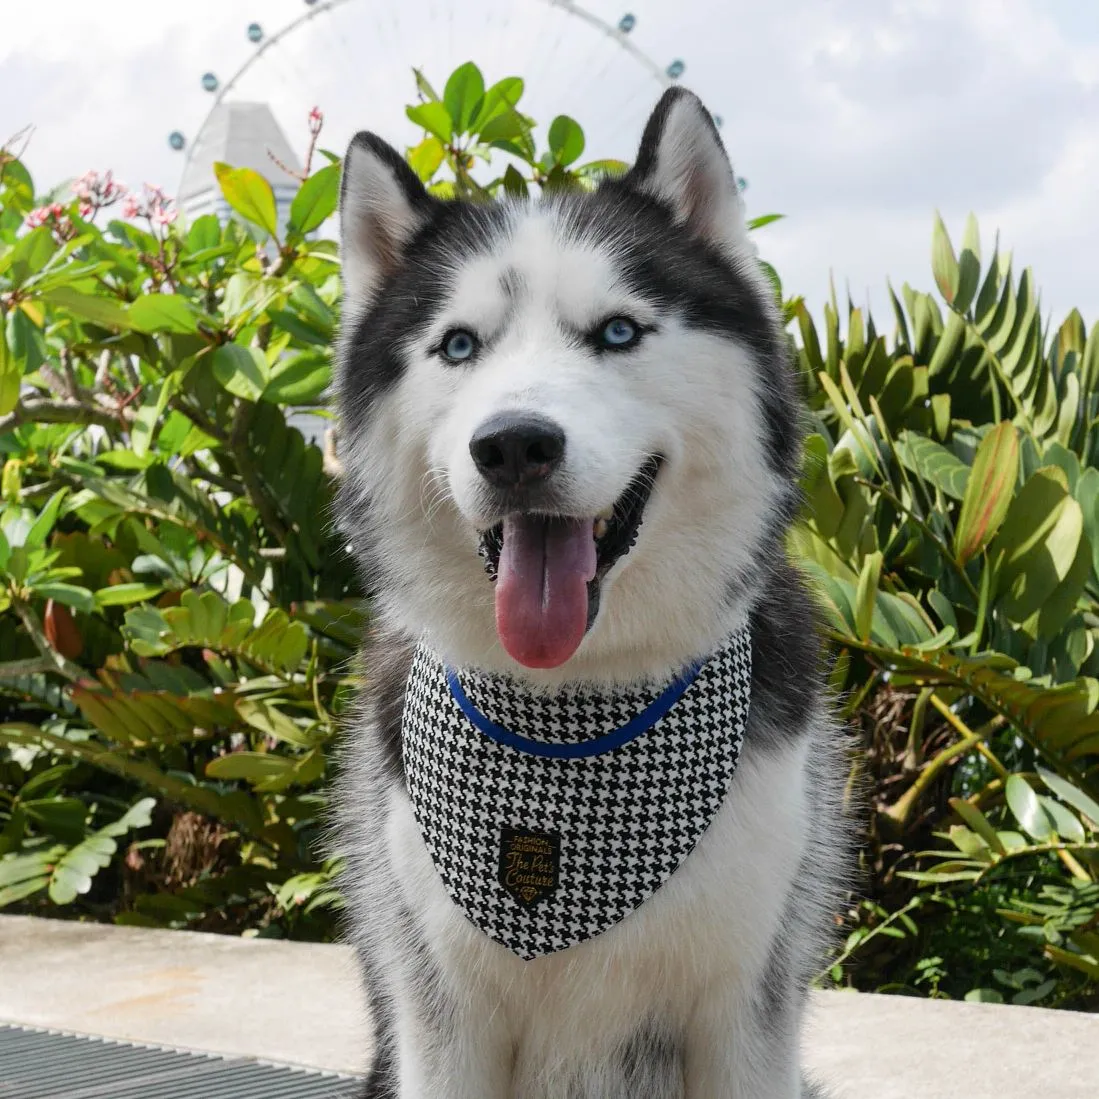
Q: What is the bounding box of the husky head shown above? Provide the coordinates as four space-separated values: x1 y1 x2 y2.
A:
335 89 801 685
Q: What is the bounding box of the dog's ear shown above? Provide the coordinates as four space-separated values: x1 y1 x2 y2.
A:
625 89 749 257
340 132 436 303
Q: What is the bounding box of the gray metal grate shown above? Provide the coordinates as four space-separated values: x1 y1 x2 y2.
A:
0 1023 363 1098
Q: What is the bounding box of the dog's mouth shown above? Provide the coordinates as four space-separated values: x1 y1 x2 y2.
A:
477 455 663 669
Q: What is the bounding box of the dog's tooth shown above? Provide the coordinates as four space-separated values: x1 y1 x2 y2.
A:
594 518 609 540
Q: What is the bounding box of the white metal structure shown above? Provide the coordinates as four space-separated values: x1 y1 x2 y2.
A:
172 1 689 186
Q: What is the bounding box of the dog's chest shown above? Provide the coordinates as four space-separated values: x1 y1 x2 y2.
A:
401 633 752 959
385 730 814 1090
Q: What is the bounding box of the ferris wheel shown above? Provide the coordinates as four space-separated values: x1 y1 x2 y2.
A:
168 0 722 182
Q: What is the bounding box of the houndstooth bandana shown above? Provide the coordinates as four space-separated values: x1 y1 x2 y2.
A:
402 628 752 960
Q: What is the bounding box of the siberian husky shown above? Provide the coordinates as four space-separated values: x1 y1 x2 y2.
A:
333 88 848 1098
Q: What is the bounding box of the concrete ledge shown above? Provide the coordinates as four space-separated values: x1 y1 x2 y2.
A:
0 915 370 1074
2 915 1096 1096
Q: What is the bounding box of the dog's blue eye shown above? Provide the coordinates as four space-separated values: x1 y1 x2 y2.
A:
600 317 639 349
442 329 477 362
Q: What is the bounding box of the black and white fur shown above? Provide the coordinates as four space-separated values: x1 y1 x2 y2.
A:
333 89 849 1098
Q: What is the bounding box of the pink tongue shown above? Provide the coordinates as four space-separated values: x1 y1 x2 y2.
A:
495 515 597 669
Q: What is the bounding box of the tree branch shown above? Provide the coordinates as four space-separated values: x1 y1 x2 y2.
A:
0 397 130 435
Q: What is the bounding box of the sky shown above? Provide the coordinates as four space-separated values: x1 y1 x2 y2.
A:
2 0 1097 328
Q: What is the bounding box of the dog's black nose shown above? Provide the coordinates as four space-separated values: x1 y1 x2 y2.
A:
469 413 566 488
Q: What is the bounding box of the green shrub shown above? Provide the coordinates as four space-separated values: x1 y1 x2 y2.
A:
1 63 1096 1001
799 219 1099 1006
0 65 628 937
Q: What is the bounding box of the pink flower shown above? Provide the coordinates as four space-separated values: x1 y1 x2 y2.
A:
308 105 324 135
26 203 74 237
73 170 98 199
121 182 177 231
78 201 93 218
71 169 128 214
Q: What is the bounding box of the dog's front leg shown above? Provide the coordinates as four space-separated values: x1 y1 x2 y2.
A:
683 987 802 1099
393 1004 512 1099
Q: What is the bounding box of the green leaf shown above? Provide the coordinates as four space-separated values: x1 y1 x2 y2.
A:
411 67 442 102
406 102 454 144
213 163 279 237
894 431 969 500
94 582 165 607
212 344 269 402
927 311 966 377
1037 769 1099 830
443 61 485 133
130 376 178 459
1039 796 1086 843
931 212 959 304
950 798 1006 854
406 137 445 182
502 164 527 198
236 698 316 749
574 158 628 182
991 467 1082 624
0 875 50 908
854 551 882 643
22 797 87 843
472 77 524 131
965 988 1004 1004
186 214 221 252
24 488 68 549
33 582 95 614
1076 467 1099 588
47 797 154 905
205 751 296 785
262 350 331 405
288 164 340 235
954 421 1018 564
6 227 58 286
1004 774 1053 841
0 846 62 907
548 115 585 166
955 213 983 313
0 316 18 416
479 110 528 146
42 287 133 330
128 294 199 335
747 213 786 230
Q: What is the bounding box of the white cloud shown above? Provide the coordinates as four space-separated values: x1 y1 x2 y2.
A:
2 0 1096 325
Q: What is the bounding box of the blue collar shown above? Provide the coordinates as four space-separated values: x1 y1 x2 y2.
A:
444 660 705 760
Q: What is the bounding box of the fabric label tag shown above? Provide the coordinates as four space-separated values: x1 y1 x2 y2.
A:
498 828 560 909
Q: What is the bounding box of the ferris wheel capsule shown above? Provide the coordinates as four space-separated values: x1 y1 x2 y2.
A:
666 59 685 80
168 131 186 151
247 22 263 43
201 72 219 92
618 14 636 33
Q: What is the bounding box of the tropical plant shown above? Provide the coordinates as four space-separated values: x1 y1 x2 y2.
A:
798 216 1099 1006
0 64 677 937
1 62 1096 1006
